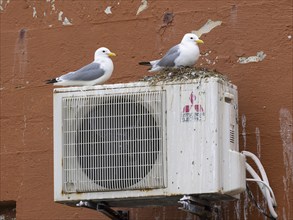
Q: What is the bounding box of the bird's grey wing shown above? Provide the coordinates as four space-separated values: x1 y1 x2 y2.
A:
60 63 105 81
157 45 180 67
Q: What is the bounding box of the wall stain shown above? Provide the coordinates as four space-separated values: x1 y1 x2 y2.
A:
0 0 10 11
241 114 247 150
13 28 28 88
159 11 174 35
136 0 148 15
240 115 254 219
192 19 222 38
104 6 112 15
32 6 37 18
237 51 266 64
256 127 261 159
279 108 293 220
254 127 267 219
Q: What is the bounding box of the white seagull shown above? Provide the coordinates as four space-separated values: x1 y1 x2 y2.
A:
46 47 116 86
139 33 204 72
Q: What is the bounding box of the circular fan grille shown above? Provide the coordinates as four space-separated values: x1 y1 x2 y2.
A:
76 96 161 189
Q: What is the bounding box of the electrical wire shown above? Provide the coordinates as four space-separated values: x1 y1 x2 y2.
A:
246 183 275 220
246 178 277 205
242 151 278 219
242 151 277 207
245 163 277 205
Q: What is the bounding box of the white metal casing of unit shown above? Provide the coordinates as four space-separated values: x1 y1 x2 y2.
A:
53 77 246 207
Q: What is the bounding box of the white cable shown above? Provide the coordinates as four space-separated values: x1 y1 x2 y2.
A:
245 163 268 200
246 178 277 206
246 163 278 218
246 178 278 219
245 162 277 205
242 151 278 219
242 151 277 206
242 151 270 186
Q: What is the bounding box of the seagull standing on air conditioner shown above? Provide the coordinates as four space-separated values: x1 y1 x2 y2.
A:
139 33 204 72
45 47 116 86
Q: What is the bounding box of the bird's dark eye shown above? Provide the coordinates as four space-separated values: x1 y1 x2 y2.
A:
190 37 194 39
102 50 106 53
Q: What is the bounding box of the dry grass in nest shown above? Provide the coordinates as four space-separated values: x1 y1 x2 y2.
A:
140 67 229 85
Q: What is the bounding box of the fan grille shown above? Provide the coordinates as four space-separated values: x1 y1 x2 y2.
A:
62 91 165 192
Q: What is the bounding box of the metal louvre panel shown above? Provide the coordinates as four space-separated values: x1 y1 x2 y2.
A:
62 91 165 192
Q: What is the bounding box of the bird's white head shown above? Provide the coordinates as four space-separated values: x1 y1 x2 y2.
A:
94 47 116 60
181 33 204 45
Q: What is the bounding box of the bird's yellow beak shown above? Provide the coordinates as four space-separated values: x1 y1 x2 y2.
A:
195 39 204 44
108 52 116 57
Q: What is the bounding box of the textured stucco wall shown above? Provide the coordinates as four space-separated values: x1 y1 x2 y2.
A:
0 0 292 219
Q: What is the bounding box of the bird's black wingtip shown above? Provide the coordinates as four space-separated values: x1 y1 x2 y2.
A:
45 78 57 84
139 61 151 66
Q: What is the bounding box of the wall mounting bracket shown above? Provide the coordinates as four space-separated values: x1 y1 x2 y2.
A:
178 195 215 219
76 201 129 220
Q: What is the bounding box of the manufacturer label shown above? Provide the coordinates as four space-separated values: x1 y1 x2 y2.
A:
181 92 205 122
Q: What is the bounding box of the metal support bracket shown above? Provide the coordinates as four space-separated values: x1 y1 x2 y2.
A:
178 195 214 219
76 201 129 220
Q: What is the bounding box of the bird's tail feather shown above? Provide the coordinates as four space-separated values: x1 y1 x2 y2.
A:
139 61 151 66
45 78 57 84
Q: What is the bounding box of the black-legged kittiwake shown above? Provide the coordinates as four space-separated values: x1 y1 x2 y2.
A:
139 33 203 72
45 47 116 86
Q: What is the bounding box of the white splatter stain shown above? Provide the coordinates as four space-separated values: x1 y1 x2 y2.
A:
243 191 249 220
28 0 72 26
50 0 56 11
254 127 268 219
256 127 261 158
22 115 27 146
288 35 292 40
58 11 72 25
279 108 293 220
239 117 252 220
192 19 222 38
237 51 266 64
0 0 10 11
283 207 287 220
136 0 148 15
32 6 37 18
241 114 247 150
201 51 218 66
58 11 63 21
63 17 72 26
104 6 112 14
234 199 241 219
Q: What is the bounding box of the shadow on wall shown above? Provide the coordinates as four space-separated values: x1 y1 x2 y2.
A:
0 201 16 220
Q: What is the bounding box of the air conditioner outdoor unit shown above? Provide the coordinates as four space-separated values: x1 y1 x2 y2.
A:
53 77 246 207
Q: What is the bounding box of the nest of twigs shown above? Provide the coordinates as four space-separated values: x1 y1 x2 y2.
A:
140 67 229 85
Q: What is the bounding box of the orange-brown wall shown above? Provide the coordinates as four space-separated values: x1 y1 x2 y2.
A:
0 0 292 219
